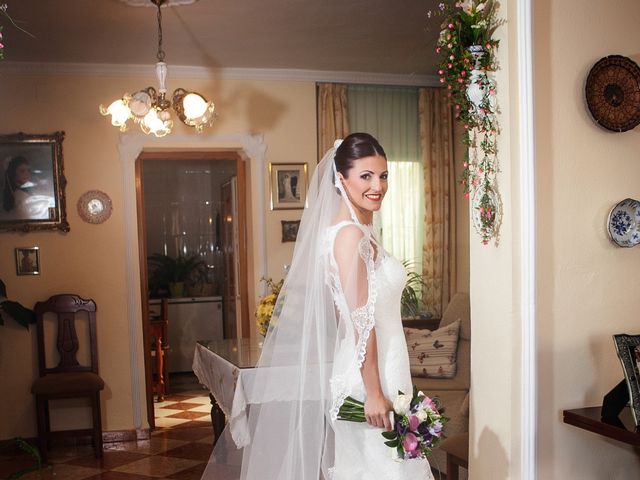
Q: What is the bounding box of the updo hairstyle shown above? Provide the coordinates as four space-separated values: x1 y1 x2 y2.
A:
334 132 386 178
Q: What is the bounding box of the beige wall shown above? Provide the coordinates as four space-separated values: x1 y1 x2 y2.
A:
0 71 316 438
468 0 522 477
535 0 640 477
0 68 470 443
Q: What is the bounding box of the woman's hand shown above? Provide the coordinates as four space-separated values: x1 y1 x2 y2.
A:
364 392 393 431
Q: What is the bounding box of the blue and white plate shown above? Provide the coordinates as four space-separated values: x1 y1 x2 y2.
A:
607 198 640 247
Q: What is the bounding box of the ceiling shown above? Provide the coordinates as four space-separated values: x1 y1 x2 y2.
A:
3 0 443 79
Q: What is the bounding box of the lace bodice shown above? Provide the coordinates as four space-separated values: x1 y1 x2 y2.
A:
324 221 410 421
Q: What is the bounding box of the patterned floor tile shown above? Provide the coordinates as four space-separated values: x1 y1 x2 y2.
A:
164 462 208 480
159 443 213 462
20 463 103 480
151 426 212 442
84 472 158 480
189 404 213 413
111 456 201 478
66 451 150 470
103 438 189 456
154 408 184 418
154 417 191 429
165 411 209 420
160 403 201 411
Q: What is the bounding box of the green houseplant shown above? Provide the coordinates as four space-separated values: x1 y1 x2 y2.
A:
147 253 208 298
401 261 430 319
0 279 36 328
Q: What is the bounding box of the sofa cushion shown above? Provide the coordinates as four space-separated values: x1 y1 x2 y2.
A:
404 319 460 379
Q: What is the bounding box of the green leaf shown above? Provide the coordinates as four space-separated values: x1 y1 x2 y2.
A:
384 439 399 448
381 431 397 440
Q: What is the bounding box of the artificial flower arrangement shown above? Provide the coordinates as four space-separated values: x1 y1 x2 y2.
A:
337 386 447 460
255 277 284 337
0 3 35 61
433 0 504 244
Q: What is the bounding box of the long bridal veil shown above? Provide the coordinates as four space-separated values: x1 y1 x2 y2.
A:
202 140 379 480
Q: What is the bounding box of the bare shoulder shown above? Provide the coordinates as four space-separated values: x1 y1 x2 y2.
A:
333 223 367 262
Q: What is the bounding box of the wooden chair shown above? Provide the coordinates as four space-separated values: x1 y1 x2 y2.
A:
31 294 104 462
149 298 169 401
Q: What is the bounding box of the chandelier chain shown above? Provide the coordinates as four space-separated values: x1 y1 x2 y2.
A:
156 1 165 62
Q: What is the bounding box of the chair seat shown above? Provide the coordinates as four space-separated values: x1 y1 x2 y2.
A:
32 372 105 396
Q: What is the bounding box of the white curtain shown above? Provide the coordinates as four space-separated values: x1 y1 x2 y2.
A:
347 85 423 273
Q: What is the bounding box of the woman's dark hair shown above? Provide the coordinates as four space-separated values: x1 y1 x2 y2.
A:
334 132 386 178
3 156 28 212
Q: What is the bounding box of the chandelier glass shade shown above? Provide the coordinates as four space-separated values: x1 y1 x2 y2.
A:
99 0 215 137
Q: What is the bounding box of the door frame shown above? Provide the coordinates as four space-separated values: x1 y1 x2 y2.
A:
117 132 266 433
135 150 250 429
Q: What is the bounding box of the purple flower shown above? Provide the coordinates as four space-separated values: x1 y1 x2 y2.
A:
396 421 409 435
408 415 420 431
402 432 418 452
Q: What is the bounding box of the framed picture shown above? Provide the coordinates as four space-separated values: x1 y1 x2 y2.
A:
0 132 69 232
269 163 308 210
15 247 40 276
613 334 640 425
281 220 301 242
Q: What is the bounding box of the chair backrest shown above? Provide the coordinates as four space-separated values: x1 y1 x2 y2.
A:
34 294 98 376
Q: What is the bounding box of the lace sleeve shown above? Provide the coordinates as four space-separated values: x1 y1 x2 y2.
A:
326 223 377 421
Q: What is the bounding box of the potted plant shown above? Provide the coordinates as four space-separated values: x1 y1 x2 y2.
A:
147 254 208 298
0 279 36 328
401 261 430 320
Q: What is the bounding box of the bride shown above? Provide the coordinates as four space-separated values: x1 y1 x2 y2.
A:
203 133 433 480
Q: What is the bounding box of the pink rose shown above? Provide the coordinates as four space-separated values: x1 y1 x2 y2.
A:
409 415 420 431
402 432 418 452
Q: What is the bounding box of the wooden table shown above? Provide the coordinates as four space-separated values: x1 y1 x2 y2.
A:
563 406 640 447
192 338 262 445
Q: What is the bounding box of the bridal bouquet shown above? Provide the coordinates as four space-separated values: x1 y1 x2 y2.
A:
337 386 446 460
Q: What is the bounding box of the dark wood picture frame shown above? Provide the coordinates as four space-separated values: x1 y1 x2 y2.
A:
0 131 69 232
613 334 640 426
281 220 301 242
15 246 40 275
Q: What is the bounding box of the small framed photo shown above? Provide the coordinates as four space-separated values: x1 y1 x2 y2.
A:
269 163 308 210
15 247 40 276
281 220 301 243
613 334 640 425
0 132 69 233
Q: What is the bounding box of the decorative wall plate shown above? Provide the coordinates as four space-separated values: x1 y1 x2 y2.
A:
77 190 113 224
607 198 640 248
585 55 640 132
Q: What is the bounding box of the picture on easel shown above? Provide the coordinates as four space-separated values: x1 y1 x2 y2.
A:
613 334 640 426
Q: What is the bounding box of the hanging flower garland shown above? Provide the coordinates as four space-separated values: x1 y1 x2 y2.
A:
0 4 35 61
432 0 504 244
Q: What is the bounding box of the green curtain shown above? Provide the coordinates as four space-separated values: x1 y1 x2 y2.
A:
347 85 423 273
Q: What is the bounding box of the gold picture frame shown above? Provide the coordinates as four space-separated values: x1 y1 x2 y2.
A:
0 132 69 233
269 163 308 210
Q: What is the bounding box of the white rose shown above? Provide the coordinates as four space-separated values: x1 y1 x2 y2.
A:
393 394 411 415
416 409 429 422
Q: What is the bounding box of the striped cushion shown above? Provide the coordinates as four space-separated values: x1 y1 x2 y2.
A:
404 319 460 379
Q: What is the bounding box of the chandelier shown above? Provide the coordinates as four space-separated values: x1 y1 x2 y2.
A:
99 0 215 137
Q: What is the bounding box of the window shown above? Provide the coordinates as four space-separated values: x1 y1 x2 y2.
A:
347 85 423 274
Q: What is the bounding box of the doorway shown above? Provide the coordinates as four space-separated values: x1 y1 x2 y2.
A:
135 151 250 429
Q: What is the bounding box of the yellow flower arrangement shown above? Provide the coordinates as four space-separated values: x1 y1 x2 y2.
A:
255 278 283 337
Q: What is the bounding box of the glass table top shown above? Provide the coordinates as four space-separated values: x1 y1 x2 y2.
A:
197 337 263 369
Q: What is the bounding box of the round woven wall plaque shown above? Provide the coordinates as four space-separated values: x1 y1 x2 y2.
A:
77 190 113 224
585 55 640 132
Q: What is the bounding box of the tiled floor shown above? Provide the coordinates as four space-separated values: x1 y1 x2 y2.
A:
0 376 218 480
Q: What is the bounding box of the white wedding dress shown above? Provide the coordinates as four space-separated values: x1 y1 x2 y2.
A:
326 221 434 480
